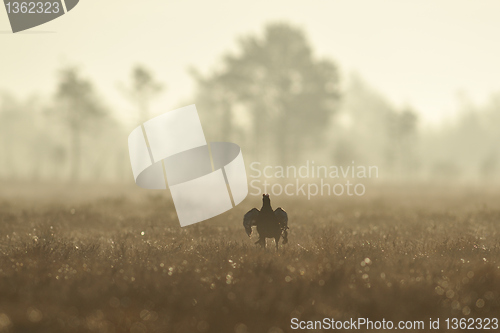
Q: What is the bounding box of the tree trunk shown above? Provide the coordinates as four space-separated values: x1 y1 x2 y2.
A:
70 126 81 182
221 101 233 140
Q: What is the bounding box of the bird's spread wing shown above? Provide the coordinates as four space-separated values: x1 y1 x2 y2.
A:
274 207 289 244
274 208 288 229
243 208 259 236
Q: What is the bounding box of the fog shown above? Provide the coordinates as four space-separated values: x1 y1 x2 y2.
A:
1 11 500 185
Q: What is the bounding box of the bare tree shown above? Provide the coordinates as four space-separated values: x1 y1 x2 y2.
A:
122 65 163 123
52 67 107 182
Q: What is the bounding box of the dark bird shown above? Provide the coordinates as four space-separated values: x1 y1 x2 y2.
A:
243 194 289 249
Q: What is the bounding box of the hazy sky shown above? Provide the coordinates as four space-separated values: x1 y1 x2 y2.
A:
1 0 500 126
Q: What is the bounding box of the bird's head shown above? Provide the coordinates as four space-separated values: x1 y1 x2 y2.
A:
262 193 271 206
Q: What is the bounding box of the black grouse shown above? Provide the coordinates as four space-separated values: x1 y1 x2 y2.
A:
243 194 289 249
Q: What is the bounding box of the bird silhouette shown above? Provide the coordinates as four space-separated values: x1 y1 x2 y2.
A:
243 194 288 249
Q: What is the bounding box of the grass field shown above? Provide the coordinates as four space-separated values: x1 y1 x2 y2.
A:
0 184 499 332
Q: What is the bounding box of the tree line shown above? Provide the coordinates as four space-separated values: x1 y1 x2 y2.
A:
1 23 499 183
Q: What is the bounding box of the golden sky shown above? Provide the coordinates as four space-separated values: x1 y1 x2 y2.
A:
1 0 500 126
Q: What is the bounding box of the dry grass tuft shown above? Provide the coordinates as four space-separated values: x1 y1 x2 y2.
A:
0 186 499 332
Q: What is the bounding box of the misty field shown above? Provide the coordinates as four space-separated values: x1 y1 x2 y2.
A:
0 184 499 333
